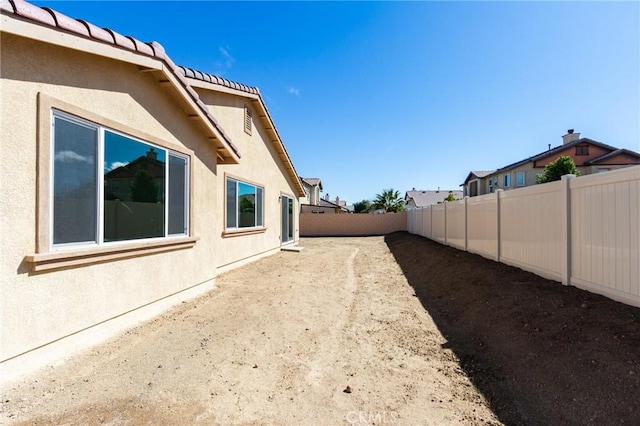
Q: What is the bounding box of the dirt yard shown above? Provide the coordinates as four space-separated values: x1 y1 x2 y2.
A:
1 232 639 425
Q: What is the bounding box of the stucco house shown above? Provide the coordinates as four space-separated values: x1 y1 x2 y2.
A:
0 0 304 383
301 197 351 214
300 177 323 206
462 130 640 196
404 189 464 209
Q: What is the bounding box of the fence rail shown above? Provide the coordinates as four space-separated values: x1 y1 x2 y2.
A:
408 166 640 308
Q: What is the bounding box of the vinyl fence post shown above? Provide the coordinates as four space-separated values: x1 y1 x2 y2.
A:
444 201 448 246
561 174 575 286
496 189 503 262
464 196 469 252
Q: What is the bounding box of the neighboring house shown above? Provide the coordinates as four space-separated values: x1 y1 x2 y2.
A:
299 182 351 213
0 0 304 383
300 177 323 206
460 171 496 197
301 198 351 214
462 130 640 196
404 188 464 209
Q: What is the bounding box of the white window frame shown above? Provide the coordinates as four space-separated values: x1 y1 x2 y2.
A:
504 173 511 188
51 110 190 250
225 177 264 230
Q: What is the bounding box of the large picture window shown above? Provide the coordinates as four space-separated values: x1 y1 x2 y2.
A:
52 111 189 248
226 177 264 229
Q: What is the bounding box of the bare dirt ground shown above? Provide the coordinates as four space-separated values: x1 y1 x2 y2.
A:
1 232 639 425
1 235 498 425
385 232 640 426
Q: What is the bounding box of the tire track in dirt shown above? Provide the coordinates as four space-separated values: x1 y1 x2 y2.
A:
304 246 360 387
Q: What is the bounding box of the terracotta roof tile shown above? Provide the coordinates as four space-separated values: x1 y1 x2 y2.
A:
184 85 200 102
183 67 195 79
76 19 113 44
176 66 260 96
1 0 15 13
126 35 154 56
13 0 56 26
104 28 136 50
149 41 166 60
41 7 88 36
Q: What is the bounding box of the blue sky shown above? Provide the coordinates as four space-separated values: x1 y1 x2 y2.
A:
34 1 640 204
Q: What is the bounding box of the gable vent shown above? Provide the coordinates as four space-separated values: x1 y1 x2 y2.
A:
244 105 252 135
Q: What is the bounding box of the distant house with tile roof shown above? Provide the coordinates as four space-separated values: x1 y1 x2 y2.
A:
1 0 305 383
300 177 323 206
404 189 464 209
461 130 640 196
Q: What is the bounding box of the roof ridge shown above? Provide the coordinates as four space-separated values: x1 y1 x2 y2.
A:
177 65 260 96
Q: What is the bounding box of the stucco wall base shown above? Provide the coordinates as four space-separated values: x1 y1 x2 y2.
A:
0 278 216 387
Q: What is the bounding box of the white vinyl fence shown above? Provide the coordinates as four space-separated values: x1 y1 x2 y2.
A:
408 166 640 308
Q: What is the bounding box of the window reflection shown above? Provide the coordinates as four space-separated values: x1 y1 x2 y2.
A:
238 182 256 228
103 131 166 241
53 117 98 244
226 178 263 229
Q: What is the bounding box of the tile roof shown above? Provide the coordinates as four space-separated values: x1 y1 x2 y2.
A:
470 170 496 178
461 170 497 185
1 0 240 159
493 138 622 174
177 66 260 96
179 64 306 197
405 190 464 207
301 178 322 187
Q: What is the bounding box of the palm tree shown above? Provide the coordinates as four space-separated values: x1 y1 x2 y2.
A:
372 188 405 213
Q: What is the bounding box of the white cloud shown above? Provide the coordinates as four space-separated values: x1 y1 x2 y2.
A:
219 46 235 68
288 86 300 96
55 150 93 164
109 161 129 171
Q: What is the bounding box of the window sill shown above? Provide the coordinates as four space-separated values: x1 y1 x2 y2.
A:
25 236 198 272
222 227 267 238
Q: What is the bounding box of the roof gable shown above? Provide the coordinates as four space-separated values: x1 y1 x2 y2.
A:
586 149 640 166
1 0 240 163
183 67 306 197
461 170 496 185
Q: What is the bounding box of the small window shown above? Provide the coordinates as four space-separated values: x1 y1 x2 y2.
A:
488 177 496 193
244 105 252 135
516 171 525 186
575 145 589 156
52 111 189 247
504 174 511 188
226 177 264 229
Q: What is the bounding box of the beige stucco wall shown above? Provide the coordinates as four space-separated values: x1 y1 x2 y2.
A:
0 34 221 377
300 212 407 236
194 88 301 272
